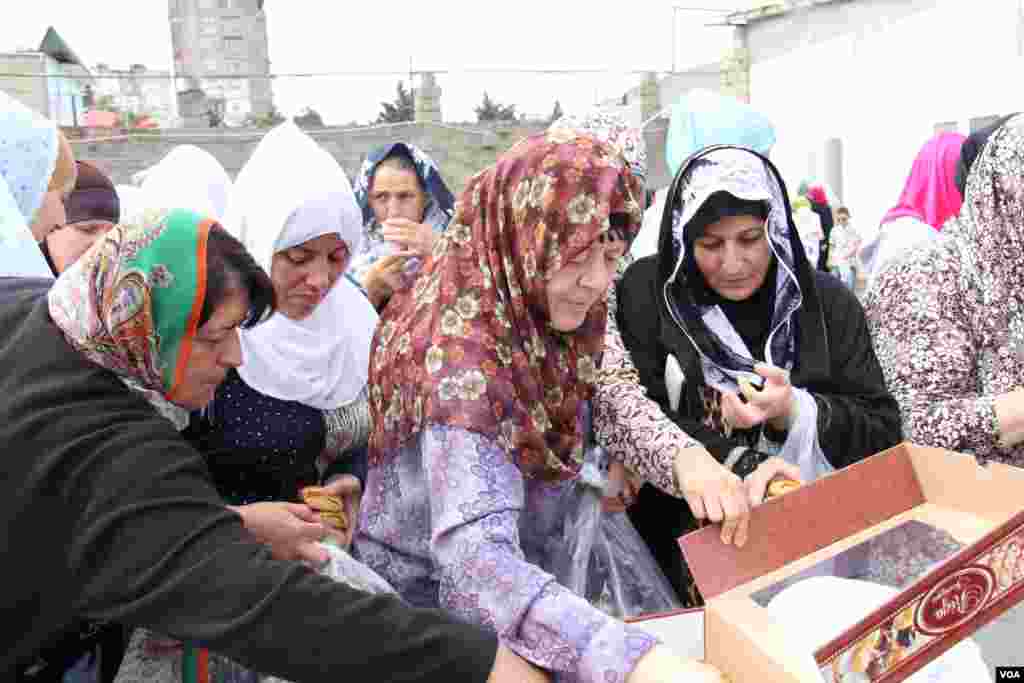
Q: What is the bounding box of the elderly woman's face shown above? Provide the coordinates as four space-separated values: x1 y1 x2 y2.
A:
369 164 427 224
174 287 248 410
271 233 349 321
546 237 626 332
692 214 773 301
45 220 116 273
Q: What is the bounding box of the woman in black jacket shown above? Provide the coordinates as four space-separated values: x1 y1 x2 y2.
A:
594 145 902 605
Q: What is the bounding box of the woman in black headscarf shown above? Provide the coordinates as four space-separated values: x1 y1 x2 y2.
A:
598 146 902 603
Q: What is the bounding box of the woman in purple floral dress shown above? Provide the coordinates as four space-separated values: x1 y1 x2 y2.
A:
356 131 725 682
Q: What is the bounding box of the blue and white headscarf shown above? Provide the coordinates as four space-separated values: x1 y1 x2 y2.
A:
0 92 59 278
667 146 803 391
666 146 833 484
350 142 455 285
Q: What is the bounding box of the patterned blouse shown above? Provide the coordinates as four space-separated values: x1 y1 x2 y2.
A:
864 115 1024 467
593 255 700 498
355 416 658 683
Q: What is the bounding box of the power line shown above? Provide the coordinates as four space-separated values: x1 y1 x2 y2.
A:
0 67 678 80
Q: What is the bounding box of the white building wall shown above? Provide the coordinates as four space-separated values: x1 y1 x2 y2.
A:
747 0 1022 240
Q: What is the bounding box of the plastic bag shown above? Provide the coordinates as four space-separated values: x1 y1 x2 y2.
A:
551 449 682 619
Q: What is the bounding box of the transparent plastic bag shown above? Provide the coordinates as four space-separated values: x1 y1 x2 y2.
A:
551 450 682 619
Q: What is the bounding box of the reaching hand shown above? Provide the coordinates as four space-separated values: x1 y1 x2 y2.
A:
743 457 803 507
721 363 796 432
362 252 415 309
230 502 328 564
673 446 750 547
601 460 641 513
318 475 362 549
627 645 730 683
381 218 436 256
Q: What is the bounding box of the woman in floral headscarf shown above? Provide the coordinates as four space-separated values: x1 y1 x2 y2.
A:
867 115 1024 468
356 131 725 683
350 142 455 310
549 110 649 508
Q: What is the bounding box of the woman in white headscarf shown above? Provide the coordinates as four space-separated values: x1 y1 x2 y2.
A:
0 91 78 277
185 120 377 526
137 144 232 220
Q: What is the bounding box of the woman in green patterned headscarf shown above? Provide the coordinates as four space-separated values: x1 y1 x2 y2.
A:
48 208 272 426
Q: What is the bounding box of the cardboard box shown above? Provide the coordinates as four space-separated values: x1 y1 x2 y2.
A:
629 443 1024 682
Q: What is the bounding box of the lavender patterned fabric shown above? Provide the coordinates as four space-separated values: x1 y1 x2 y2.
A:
355 417 658 683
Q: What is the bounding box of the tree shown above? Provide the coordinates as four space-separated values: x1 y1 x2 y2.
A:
205 106 224 128
475 92 518 123
293 106 325 129
94 94 117 111
246 105 287 128
375 81 414 124
547 100 564 124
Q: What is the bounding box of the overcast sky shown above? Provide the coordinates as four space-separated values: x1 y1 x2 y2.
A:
0 0 750 123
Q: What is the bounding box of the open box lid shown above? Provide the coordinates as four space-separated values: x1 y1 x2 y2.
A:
677 443 1024 682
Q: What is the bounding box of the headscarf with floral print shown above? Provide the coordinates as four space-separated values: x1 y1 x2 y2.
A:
48 208 213 422
944 115 1024 355
368 131 643 481
550 110 648 184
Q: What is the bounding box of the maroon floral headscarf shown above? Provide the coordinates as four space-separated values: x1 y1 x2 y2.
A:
368 130 643 481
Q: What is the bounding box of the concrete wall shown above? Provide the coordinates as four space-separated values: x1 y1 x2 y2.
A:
0 53 51 118
72 119 674 198
70 121 550 198
743 0 1023 239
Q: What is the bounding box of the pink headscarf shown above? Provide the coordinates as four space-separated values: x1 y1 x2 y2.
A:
881 132 966 230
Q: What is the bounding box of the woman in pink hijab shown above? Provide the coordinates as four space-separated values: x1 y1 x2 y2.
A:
861 132 966 288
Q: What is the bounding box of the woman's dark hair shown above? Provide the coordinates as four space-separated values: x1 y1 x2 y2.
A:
686 191 769 244
373 148 427 194
956 114 1017 197
200 225 276 329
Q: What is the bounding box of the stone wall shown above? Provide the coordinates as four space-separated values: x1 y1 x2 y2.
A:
70 121 555 197
71 119 673 197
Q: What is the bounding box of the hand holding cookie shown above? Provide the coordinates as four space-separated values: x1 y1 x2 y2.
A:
766 477 801 498
302 475 362 549
744 457 803 506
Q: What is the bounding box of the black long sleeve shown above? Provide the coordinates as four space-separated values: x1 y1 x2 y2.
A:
616 257 764 475
0 284 497 683
810 273 903 469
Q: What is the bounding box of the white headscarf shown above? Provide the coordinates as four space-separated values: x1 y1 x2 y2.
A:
138 145 232 220
227 121 377 410
0 92 59 278
114 185 144 222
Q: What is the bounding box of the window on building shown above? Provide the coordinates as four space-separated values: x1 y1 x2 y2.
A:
223 17 243 35
199 0 216 9
204 59 219 74
225 61 244 74
223 36 247 56
970 115 1002 133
